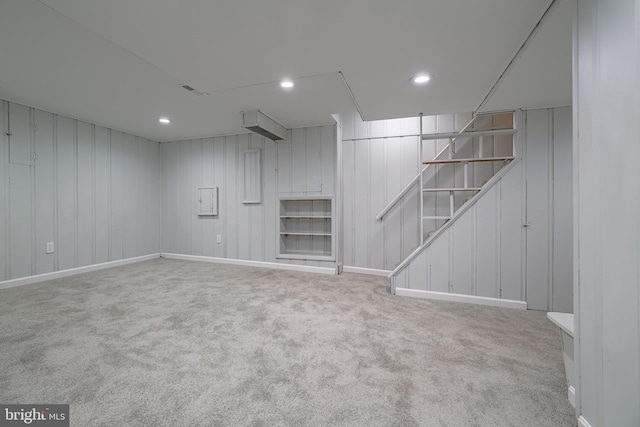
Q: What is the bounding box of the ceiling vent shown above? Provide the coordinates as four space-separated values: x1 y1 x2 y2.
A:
181 84 207 96
241 110 288 141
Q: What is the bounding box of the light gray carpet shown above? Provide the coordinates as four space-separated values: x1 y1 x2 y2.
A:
0 259 575 426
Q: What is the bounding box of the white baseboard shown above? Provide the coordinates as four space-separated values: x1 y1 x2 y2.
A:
578 415 593 427
394 287 527 310
342 266 392 277
568 385 576 408
0 254 161 290
160 253 337 275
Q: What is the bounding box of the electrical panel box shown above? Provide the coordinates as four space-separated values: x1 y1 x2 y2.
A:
197 187 218 216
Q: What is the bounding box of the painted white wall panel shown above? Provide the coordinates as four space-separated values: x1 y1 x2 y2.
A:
452 212 473 295
429 230 450 293
77 121 93 267
160 125 335 269
1 99 160 281
525 109 552 310
56 115 76 270
0 102 6 280
575 0 640 424
94 126 110 264
34 109 55 275
109 131 124 261
388 108 571 309
8 104 31 166
123 134 138 259
552 107 573 313
475 186 499 298
408 248 428 291
499 162 524 302
9 164 32 278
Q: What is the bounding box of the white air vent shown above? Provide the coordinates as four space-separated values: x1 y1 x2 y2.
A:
241 110 288 141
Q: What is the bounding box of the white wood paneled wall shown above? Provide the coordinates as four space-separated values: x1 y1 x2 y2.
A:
160 125 336 268
0 100 161 281
340 112 472 271
574 0 640 425
391 107 573 312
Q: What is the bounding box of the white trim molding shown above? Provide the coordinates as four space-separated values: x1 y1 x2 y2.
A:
161 253 337 275
0 254 161 290
578 416 593 427
395 287 527 310
342 266 392 277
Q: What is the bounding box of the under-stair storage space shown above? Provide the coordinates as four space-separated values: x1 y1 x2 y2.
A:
278 196 334 261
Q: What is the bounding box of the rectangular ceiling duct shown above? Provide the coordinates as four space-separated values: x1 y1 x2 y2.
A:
241 110 288 141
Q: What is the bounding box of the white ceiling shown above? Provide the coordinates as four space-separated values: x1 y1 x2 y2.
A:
0 0 572 142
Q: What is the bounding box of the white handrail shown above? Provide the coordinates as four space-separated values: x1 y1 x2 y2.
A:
375 115 480 221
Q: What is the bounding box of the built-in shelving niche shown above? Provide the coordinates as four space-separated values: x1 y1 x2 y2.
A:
277 196 334 261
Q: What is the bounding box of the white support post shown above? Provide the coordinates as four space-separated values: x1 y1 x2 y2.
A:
479 135 484 159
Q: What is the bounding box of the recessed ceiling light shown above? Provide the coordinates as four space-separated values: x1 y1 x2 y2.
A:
412 74 432 84
158 117 171 124
280 80 294 88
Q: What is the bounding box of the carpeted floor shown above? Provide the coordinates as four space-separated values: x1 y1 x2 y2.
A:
0 259 575 426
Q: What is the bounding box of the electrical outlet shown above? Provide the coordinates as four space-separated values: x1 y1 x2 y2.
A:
216 235 222 244
46 242 54 254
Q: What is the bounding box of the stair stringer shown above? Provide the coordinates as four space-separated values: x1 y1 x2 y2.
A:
390 154 524 303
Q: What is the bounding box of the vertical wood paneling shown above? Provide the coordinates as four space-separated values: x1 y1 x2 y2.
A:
499 161 524 301
94 126 110 263
452 212 473 295
429 229 450 292
212 137 225 258
475 185 499 298
109 131 124 261
320 125 335 194
237 134 250 260
56 116 75 270
552 107 573 312
369 139 385 268
122 134 138 258
0 100 160 281
201 138 215 257
224 136 238 259
249 134 265 261
384 138 404 270
525 109 551 310
342 141 355 267
9 164 32 278
191 139 204 256
353 141 369 267
305 127 321 192
0 102 6 280
177 141 191 255
8 104 31 166
76 121 93 267
408 249 428 290
34 109 55 274
291 128 306 194
263 137 277 261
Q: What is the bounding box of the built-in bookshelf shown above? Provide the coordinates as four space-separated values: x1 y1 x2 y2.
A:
277 196 334 261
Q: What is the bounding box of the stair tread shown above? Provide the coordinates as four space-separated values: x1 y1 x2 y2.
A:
422 187 482 192
423 156 514 165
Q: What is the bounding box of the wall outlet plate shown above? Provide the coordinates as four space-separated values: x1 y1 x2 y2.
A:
216 235 222 244
46 242 54 254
